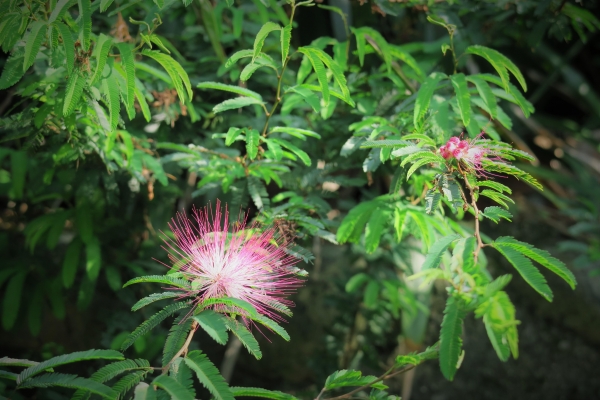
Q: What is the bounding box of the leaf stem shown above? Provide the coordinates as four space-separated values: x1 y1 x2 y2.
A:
261 3 298 137
321 364 417 400
161 320 198 374
462 175 484 261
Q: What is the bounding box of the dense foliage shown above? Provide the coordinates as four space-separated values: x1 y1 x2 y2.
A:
1 0 599 399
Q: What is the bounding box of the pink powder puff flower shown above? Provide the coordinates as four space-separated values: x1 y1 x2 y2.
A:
162 201 303 321
439 135 499 175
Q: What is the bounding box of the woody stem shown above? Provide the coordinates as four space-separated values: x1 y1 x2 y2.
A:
462 175 484 262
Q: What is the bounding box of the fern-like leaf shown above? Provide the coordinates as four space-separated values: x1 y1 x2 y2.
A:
184 350 234 400
494 237 576 289
72 359 151 400
230 387 298 400
56 22 75 75
23 21 46 71
91 34 113 84
132 292 182 312
77 0 92 50
152 375 194 400
224 319 262 360
252 22 281 63
197 81 262 100
0 49 25 89
123 275 191 290
193 310 228 345
17 350 123 384
162 316 193 367
439 296 466 381
113 370 152 399
63 72 86 117
18 373 117 398
116 43 136 120
492 244 553 301
121 302 191 351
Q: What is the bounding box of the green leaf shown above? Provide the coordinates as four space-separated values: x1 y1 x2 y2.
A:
364 208 387 254
91 34 113 84
56 22 75 75
131 292 182 312
230 387 297 400
345 273 370 293
123 275 192 290
49 0 73 23
77 0 92 51
152 375 194 400
0 370 18 380
253 22 281 62
280 25 292 64
401 152 445 179
466 45 527 92
481 206 512 224
452 237 476 275
425 189 441 215
198 297 258 317
213 97 264 114
100 0 115 12
184 350 234 400
439 296 466 381
0 358 38 368
18 373 117 399
268 138 311 166
450 73 471 128
476 291 519 361
72 358 152 400
247 175 270 210
250 314 289 341
297 48 329 105
466 75 497 119
414 72 446 127
115 43 136 120
441 176 463 212
133 382 156 400
17 350 124 384
492 244 553 301
121 302 191 351
197 82 262 101
85 236 101 281
494 237 576 289
324 369 387 391
224 319 262 360
300 46 353 106
479 190 514 209
162 317 193 367
101 75 120 131
63 72 86 117
270 126 321 139
23 21 46 71
193 310 228 345
142 50 192 103
336 201 376 244
113 370 152 399
0 50 26 89
246 129 260 160
422 234 461 270
2 271 26 330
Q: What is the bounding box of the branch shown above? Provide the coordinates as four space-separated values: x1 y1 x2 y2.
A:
322 364 417 400
162 321 198 374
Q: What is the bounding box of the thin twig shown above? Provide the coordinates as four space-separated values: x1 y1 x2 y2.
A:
322 364 417 400
162 321 198 374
